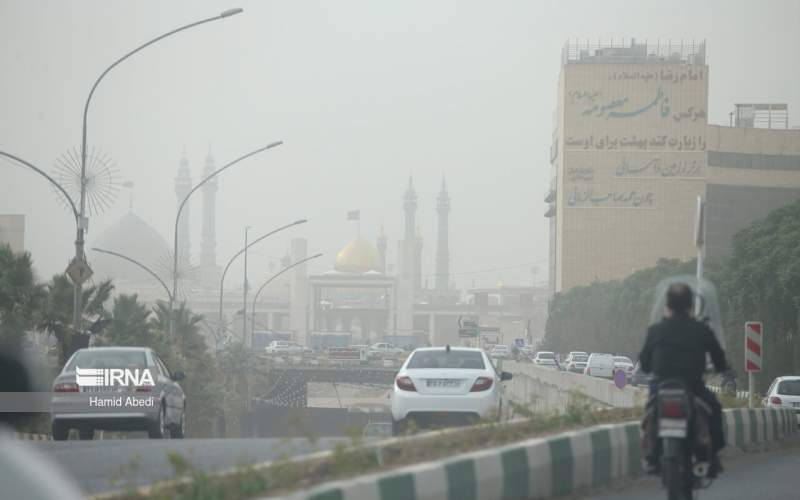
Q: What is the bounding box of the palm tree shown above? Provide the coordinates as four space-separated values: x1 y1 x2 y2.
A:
38 274 113 366
0 244 45 349
100 294 154 347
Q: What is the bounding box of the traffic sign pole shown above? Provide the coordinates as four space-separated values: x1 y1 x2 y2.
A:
745 322 763 408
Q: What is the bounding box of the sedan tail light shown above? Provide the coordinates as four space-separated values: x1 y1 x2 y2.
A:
586 367 591 375
54 382 79 392
470 377 493 392
770 396 782 405
395 376 416 392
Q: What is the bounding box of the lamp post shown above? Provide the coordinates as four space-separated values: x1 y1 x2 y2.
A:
0 151 79 224
251 253 323 347
217 219 307 334
73 8 244 336
90 247 172 303
242 225 251 338
172 141 283 336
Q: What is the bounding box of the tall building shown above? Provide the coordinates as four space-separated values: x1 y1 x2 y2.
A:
548 40 800 293
200 148 221 286
174 154 192 268
376 224 387 273
402 176 423 290
435 176 450 290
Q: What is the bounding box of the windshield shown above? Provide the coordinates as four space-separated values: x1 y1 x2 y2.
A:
614 356 632 364
537 352 555 359
407 350 485 369
649 276 725 349
777 380 800 396
65 350 147 372
574 355 588 362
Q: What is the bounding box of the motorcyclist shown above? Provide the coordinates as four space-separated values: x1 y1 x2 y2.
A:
639 283 729 478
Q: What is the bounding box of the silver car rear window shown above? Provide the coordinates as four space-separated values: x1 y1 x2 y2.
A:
65 350 147 371
407 350 485 370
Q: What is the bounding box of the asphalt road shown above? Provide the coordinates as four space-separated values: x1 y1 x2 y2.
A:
581 446 800 500
29 437 348 496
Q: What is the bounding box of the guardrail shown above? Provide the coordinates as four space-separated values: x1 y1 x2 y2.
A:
15 432 49 441
708 384 750 401
282 408 796 500
505 361 647 409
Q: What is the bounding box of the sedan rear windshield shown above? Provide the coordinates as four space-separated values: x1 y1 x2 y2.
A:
65 350 147 371
537 352 555 359
573 355 588 362
407 350 485 370
777 380 800 396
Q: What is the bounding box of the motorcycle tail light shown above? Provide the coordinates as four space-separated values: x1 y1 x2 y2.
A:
770 396 782 405
470 377 494 392
53 382 79 392
661 399 686 419
395 376 416 392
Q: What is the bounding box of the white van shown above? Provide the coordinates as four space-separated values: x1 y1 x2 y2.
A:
583 353 615 378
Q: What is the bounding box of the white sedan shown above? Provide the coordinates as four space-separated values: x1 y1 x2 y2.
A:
613 356 635 379
533 351 559 369
264 341 303 355
369 342 405 358
763 376 800 425
390 347 512 434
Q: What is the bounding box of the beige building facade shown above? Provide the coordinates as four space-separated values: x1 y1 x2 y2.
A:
548 41 800 293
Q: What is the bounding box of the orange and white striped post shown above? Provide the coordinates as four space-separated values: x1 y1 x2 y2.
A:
745 321 763 408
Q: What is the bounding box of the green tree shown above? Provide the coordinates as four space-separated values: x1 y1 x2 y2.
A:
100 294 156 347
0 244 45 348
150 301 224 436
718 199 800 390
38 274 113 366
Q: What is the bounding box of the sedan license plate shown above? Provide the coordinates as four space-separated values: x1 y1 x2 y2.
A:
426 379 460 388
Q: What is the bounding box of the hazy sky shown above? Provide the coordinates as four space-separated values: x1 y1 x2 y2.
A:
1 0 799 290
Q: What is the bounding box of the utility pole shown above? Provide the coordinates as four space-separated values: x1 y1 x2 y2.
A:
243 226 250 342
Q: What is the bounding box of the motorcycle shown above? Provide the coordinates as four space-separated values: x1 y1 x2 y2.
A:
644 276 724 499
646 379 714 500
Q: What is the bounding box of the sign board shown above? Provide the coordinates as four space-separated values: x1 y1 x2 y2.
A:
514 338 525 348
613 368 627 390
745 321 763 372
66 258 93 285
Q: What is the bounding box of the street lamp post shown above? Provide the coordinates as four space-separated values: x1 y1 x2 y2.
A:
250 253 323 347
242 226 251 338
0 151 79 224
216 219 307 336
90 247 173 303
171 141 283 336
73 8 244 336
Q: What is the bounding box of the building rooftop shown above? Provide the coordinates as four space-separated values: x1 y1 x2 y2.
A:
562 38 706 66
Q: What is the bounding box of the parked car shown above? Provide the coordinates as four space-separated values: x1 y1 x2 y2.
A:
630 361 651 386
489 344 511 360
763 376 800 425
564 353 589 373
51 347 186 440
583 353 615 379
533 351 559 369
390 347 512 434
369 342 405 358
265 340 304 355
613 356 635 379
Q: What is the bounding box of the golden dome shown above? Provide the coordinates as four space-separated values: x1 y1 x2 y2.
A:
335 237 382 274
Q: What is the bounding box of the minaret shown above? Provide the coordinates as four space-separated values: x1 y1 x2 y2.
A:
200 147 220 286
174 153 192 267
414 222 423 290
403 176 417 242
377 224 387 273
435 176 450 290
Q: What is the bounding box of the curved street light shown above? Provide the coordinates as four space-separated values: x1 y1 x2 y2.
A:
0 151 79 223
250 253 323 347
217 218 307 331
171 141 283 336
91 247 173 303
74 8 244 336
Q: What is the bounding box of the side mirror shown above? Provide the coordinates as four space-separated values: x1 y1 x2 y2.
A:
171 371 186 381
500 371 513 381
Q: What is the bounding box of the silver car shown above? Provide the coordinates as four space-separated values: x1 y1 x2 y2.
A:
51 347 186 440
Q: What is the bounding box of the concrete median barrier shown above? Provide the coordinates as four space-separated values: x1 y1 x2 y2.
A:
279 408 796 500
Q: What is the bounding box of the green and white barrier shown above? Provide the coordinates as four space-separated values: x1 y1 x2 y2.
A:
280 408 796 500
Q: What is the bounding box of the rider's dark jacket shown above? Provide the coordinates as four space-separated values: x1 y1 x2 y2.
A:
639 313 728 382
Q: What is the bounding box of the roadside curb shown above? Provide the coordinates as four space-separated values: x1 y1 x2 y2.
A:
278 408 796 500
